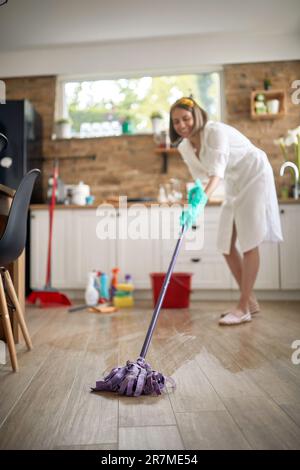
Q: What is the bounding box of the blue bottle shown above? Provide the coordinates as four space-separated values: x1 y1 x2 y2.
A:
100 273 109 300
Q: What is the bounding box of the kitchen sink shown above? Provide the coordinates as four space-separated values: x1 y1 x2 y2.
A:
127 197 156 202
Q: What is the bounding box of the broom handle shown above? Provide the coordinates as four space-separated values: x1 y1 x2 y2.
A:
45 161 58 289
139 223 187 359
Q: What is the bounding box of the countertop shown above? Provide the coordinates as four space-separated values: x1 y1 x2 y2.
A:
30 198 300 210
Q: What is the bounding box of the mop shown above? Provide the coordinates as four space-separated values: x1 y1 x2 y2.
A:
91 179 208 396
27 160 72 308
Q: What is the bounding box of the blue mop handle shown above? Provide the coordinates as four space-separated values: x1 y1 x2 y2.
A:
139 223 188 359
139 179 208 359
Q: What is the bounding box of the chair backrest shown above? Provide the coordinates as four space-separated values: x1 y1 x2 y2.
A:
0 132 8 153
0 169 40 266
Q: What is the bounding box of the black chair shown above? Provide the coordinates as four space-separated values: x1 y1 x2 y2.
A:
0 169 40 371
0 132 8 153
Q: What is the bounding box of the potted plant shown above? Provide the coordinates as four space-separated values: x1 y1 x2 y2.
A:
150 111 163 135
121 115 133 135
274 127 300 198
280 184 290 199
54 118 72 139
263 78 272 90
254 93 267 115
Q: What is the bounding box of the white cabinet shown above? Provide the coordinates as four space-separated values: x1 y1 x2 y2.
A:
30 207 159 290
231 204 300 291
231 240 280 290
30 210 47 289
30 209 73 289
117 207 160 288
30 204 299 293
160 206 231 289
31 207 117 289
255 242 280 289
70 208 117 288
279 205 300 290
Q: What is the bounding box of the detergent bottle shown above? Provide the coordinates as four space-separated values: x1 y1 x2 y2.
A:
110 267 120 300
85 272 99 306
113 272 134 308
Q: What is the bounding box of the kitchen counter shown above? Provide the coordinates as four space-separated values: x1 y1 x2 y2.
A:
30 197 300 210
30 199 223 209
278 198 300 204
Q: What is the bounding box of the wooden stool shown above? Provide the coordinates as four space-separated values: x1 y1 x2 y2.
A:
0 268 32 372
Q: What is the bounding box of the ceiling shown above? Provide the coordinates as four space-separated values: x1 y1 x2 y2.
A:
0 0 300 52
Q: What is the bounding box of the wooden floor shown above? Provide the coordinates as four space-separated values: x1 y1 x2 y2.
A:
0 300 300 450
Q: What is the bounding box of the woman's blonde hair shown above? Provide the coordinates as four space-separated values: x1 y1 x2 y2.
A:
169 97 208 145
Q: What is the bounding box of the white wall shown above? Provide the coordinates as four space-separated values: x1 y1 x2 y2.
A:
1 32 300 79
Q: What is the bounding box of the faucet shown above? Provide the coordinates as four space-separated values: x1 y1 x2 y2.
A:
280 161 299 199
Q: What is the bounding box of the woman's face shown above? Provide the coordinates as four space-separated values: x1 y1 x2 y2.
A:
171 107 194 138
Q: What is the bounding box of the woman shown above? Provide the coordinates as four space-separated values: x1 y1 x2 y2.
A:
169 97 283 325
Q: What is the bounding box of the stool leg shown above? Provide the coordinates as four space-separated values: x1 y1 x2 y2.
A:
3 270 33 350
0 273 18 372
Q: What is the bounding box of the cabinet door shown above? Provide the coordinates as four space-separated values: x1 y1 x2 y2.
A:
117 207 160 288
255 242 280 289
160 206 231 289
70 208 117 288
30 210 47 289
231 240 280 290
30 210 72 289
280 205 300 290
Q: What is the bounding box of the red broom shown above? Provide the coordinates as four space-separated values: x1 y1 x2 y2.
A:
27 160 72 308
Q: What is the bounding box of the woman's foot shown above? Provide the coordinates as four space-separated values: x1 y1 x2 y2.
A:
248 297 260 315
219 309 251 326
220 298 260 318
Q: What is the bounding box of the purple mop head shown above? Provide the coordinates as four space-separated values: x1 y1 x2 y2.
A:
91 357 175 397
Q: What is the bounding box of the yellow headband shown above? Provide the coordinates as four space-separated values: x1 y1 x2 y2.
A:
176 97 194 108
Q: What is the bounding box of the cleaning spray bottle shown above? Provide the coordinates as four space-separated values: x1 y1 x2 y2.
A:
95 271 102 298
100 272 109 300
85 272 99 306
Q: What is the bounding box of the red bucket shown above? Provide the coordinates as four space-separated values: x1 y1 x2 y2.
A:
150 272 193 309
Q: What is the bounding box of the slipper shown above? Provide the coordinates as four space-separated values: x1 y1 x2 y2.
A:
220 301 260 318
219 311 251 326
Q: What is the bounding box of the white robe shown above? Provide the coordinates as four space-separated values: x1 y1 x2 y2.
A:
178 120 283 254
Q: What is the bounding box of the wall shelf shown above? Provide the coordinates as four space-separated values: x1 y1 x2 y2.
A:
250 89 286 120
155 147 179 173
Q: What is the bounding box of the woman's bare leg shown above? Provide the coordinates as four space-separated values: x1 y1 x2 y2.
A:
223 223 259 312
223 224 243 287
237 247 260 315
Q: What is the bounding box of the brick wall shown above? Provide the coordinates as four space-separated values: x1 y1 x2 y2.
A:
3 60 300 201
4 75 190 202
224 60 300 192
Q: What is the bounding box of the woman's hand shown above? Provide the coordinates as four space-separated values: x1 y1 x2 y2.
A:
204 175 220 199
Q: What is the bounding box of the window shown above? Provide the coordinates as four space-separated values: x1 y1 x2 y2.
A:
57 71 222 138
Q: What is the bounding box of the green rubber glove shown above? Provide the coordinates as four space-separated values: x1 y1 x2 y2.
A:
180 179 208 228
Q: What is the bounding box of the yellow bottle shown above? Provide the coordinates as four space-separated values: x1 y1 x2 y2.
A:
113 296 134 308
